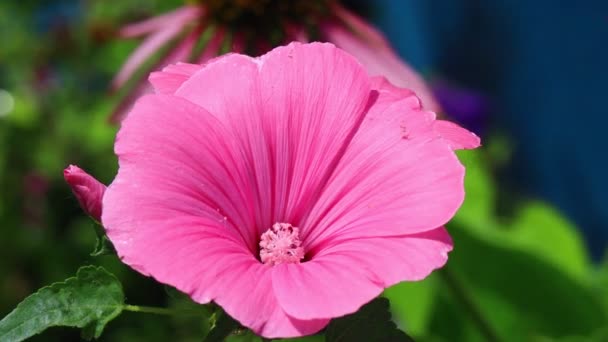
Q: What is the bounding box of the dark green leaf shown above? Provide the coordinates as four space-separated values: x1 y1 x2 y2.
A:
0 266 125 341
90 222 115 257
224 330 262 342
273 335 324 342
204 310 240 342
326 297 414 342
91 234 115 257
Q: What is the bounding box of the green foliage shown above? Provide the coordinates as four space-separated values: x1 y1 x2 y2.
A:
90 222 115 257
440 225 605 340
91 234 115 256
452 149 591 280
325 297 414 342
204 310 240 342
1 1 606 341
384 275 438 337
274 335 324 342
0 266 124 341
386 143 605 342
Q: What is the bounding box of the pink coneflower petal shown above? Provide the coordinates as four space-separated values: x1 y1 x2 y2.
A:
197 27 226 63
322 9 440 112
331 3 390 49
174 43 372 235
273 227 452 320
109 79 153 123
119 6 203 38
112 16 196 90
112 6 202 88
110 26 203 121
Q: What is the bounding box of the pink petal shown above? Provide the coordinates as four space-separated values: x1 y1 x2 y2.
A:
103 80 328 340
371 77 480 150
104 94 259 254
433 120 481 150
316 227 452 287
302 82 466 250
212 262 329 338
322 18 440 112
149 62 202 94
370 76 418 103
272 256 384 320
273 227 452 320
174 42 372 236
119 6 202 38
63 165 106 221
107 199 324 337
112 21 189 90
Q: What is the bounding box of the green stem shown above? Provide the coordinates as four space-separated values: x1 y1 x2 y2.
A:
439 267 503 342
123 304 200 317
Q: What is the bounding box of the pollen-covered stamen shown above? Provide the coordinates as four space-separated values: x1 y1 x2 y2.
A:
259 223 305 266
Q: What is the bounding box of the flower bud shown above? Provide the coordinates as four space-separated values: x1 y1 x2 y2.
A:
63 165 106 221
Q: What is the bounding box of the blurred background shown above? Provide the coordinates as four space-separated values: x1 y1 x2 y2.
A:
0 0 606 341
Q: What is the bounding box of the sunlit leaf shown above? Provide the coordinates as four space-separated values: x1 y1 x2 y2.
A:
384 275 438 337
506 202 590 281
428 225 607 341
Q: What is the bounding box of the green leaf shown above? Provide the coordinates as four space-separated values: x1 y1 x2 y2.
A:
384 274 438 337
326 297 414 342
91 234 115 257
204 310 240 342
456 201 591 284
454 149 591 282
531 326 608 342
593 256 608 315
224 330 262 342
274 335 325 342
90 222 115 257
505 202 590 281
0 266 125 341
453 149 496 228
428 225 607 341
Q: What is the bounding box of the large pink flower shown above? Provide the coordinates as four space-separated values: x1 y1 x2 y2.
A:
102 42 479 338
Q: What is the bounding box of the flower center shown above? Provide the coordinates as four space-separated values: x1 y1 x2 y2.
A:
259 222 305 266
200 0 330 36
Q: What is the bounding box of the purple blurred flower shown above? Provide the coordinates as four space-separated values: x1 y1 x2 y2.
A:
432 80 490 136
